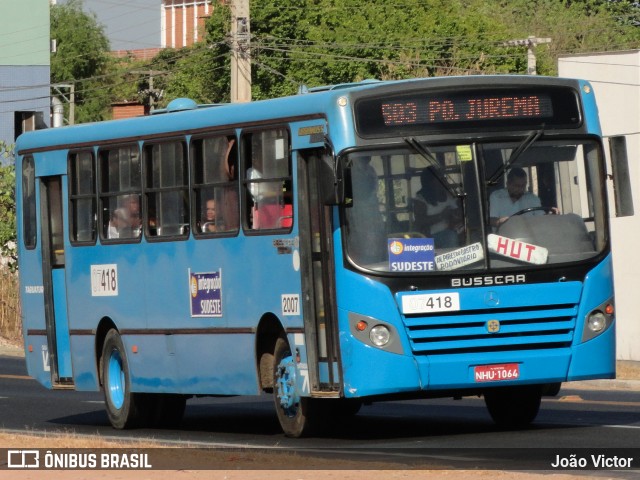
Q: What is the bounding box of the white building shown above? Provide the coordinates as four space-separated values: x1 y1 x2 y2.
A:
559 51 640 361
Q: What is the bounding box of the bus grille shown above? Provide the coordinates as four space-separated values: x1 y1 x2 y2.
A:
403 304 577 355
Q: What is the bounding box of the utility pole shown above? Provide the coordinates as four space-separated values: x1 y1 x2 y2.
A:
52 83 75 125
131 70 165 111
502 36 552 75
230 0 251 102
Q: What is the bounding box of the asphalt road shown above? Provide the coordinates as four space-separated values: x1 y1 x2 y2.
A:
1 346 640 474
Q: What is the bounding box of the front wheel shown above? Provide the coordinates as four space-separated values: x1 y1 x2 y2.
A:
273 335 319 437
101 329 150 429
484 385 542 428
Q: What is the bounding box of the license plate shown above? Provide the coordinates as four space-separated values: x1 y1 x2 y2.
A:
474 363 520 382
401 292 460 314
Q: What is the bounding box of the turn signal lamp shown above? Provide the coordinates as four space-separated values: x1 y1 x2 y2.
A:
355 320 368 332
605 303 614 315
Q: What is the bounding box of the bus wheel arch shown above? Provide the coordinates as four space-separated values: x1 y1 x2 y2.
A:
255 313 284 393
95 317 118 387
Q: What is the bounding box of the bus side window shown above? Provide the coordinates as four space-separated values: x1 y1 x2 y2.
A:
242 128 292 231
98 145 142 242
69 151 97 244
144 141 189 238
191 135 239 236
21 156 37 249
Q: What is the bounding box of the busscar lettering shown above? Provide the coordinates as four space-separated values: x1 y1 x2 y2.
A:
451 274 526 287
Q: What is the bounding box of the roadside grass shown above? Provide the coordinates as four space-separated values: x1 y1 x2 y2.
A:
0 269 20 343
0 431 160 449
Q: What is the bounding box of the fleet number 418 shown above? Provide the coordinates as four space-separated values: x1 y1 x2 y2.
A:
91 264 119 296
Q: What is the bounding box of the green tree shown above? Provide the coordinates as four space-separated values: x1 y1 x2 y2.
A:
150 46 229 106
176 0 640 100
0 142 16 271
491 0 640 75
50 0 114 122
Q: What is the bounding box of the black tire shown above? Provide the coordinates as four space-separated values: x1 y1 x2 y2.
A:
484 385 542 428
273 335 319 437
101 329 150 429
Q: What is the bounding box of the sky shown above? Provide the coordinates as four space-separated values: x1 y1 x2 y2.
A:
58 0 162 51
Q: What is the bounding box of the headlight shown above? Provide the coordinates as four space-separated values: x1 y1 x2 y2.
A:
370 325 390 346
587 311 607 333
582 300 614 342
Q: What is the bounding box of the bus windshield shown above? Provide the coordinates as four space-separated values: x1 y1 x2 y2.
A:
343 138 607 273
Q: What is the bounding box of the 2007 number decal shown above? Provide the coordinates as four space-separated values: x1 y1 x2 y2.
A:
281 294 300 316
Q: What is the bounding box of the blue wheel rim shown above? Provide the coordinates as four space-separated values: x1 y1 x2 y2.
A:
107 349 125 410
276 354 299 417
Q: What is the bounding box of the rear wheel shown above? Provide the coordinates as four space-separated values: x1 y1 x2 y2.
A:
273 335 319 437
101 329 149 429
484 385 542 428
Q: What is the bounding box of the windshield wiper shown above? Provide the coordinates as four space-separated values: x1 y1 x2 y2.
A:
486 128 544 185
404 137 464 198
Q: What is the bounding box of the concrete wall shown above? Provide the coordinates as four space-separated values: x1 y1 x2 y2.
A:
559 51 640 361
0 1 50 66
0 1 50 147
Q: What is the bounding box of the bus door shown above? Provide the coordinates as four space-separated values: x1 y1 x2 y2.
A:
39 175 73 387
298 149 341 395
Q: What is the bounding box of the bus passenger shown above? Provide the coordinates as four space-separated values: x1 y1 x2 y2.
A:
107 208 129 239
121 194 142 237
489 167 542 228
413 167 461 248
202 199 218 232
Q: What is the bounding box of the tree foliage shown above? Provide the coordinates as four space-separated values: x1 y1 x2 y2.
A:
50 0 114 123
0 142 16 271
187 0 640 101
48 0 640 112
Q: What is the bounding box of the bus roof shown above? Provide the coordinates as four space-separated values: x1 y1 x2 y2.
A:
16 75 587 154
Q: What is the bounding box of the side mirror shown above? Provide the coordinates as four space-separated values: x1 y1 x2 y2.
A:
319 153 345 205
609 136 634 217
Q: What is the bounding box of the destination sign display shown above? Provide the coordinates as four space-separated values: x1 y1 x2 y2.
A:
355 86 581 136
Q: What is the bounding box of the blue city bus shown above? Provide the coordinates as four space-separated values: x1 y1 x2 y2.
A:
15 76 632 437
